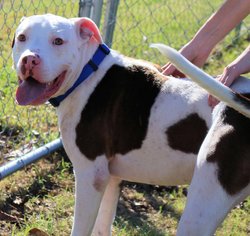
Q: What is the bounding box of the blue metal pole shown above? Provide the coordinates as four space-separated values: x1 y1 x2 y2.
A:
0 138 63 180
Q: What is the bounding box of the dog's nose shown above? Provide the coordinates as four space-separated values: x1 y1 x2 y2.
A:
21 54 41 76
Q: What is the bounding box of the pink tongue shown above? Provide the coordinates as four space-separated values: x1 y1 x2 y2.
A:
16 78 47 105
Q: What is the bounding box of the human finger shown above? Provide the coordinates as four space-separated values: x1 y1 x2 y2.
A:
208 94 220 108
162 63 176 75
162 63 186 78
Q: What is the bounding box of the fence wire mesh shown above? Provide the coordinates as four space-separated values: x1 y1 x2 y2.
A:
0 0 249 165
0 0 79 164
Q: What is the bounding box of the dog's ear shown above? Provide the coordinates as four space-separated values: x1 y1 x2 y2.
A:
71 17 103 44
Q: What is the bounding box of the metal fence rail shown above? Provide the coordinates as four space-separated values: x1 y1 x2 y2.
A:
0 138 62 180
0 0 249 172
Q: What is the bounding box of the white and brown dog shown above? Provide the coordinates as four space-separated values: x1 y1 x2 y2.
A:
12 14 250 236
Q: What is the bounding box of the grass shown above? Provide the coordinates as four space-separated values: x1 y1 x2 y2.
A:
0 158 249 236
112 0 250 75
0 0 249 235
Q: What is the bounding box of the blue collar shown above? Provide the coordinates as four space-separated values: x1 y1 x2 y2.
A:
49 43 110 107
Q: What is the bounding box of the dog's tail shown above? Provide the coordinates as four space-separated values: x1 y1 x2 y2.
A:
151 43 250 118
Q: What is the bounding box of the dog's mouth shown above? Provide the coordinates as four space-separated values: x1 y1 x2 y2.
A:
16 71 66 106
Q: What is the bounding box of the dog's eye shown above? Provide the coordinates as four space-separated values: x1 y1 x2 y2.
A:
53 38 64 46
17 34 26 42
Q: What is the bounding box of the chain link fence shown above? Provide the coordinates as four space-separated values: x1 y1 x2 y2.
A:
0 0 249 165
0 0 79 165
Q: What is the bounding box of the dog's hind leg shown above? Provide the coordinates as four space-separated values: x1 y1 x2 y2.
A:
177 160 238 236
92 177 121 236
71 155 110 236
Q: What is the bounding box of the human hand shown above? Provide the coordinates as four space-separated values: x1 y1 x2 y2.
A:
208 46 250 108
162 42 211 77
208 68 238 108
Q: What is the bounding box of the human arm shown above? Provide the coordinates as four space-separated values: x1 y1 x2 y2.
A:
162 0 250 76
208 45 250 107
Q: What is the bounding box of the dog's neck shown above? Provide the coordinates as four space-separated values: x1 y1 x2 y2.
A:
50 42 110 107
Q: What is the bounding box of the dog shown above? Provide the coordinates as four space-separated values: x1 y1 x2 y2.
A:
12 14 249 236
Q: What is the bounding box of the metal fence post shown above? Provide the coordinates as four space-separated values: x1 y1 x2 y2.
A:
78 0 93 18
78 0 103 28
92 0 103 27
103 0 120 47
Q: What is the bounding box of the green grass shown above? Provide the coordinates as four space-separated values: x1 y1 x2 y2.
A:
112 0 250 76
1 158 249 236
0 0 249 235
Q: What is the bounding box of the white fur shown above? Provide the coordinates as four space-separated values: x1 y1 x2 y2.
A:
12 15 250 236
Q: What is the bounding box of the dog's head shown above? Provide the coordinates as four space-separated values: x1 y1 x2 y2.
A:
12 14 102 106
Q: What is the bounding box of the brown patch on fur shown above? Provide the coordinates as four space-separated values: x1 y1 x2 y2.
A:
233 91 250 110
93 179 104 192
93 169 108 192
123 56 163 73
166 113 208 154
207 106 250 195
75 64 164 160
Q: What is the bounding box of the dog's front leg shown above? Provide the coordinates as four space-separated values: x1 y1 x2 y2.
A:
71 155 110 236
92 177 121 236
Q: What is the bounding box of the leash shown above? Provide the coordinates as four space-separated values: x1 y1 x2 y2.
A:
49 43 110 107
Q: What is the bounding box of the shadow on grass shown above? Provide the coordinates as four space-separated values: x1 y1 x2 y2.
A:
116 182 184 235
0 151 70 226
1 151 183 235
